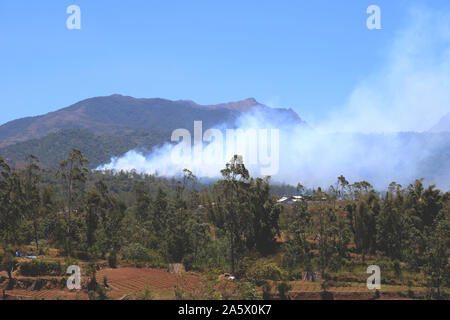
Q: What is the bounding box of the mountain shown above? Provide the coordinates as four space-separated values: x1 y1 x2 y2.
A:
429 112 450 132
0 128 170 170
0 94 306 168
0 94 305 148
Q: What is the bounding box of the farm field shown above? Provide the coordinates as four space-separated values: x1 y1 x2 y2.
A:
1 266 443 300
0 267 202 300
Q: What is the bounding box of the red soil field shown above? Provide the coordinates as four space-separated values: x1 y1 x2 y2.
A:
0 267 202 300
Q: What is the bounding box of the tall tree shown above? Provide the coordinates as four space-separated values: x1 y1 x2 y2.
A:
283 200 313 271
214 155 251 275
57 148 88 255
0 157 24 247
247 177 282 255
376 198 403 259
22 155 41 250
0 157 12 247
423 213 450 298
85 190 101 248
352 199 376 262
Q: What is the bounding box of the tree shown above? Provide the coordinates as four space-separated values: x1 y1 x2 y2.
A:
186 220 210 267
350 181 373 200
315 207 349 274
351 198 376 262
423 213 450 298
0 252 18 281
40 185 64 248
207 155 283 273
277 282 292 300
22 155 42 250
134 181 151 223
247 177 282 255
337 175 349 200
376 198 403 259
176 169 198 210
216 155 251 275
296 183 305 195
152 187 172 259
57 149 88 255
0 157 12 247
283 200 313 271
85 190 101 248
0 166 24 247
420 185 442 228
94 180 124 253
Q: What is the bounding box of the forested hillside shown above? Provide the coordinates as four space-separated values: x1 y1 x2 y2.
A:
0 151 448 300
0 129 170 170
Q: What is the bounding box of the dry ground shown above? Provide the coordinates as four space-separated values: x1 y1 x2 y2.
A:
0 267 202 300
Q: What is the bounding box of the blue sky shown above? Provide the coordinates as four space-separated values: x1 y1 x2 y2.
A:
1 0 448 126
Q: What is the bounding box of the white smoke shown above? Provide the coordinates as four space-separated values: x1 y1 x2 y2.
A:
318 6 450 133
98 6 450 190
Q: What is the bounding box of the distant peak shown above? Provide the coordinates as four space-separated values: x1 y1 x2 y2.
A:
207 97 261 112
242 97 258 104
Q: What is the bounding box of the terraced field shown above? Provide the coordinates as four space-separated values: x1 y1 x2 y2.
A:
96 267 202 299
1 268 202 300
2 288 87 300
286 280 432 300
1 269 440 300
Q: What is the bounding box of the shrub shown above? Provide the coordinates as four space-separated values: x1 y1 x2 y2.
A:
374 289 381 299
20 260 62 276
134 285 154 300
174 282 187 300
393 260 402 278
320 280 331 292
103 276 109 289
0 253 18 279
72 250 90 261
95 285 111 300
262 283 272 300
120 243 164 267
88 291 96 300
64 256 79 270
108 250 118 268
288 269 304 281
236 281 262 300
247 261 284 286
277 282 292 300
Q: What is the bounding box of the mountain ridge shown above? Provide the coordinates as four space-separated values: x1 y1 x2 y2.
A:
0 94 305 148
429 112 450 132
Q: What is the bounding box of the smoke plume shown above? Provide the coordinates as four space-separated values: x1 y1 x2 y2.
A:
98 6 450 190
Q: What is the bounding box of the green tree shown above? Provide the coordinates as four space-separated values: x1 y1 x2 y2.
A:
215 155 251 275
57 149 88 255
85 190 101 248
186 220 210 267
0 252 18 287
423 213 450 298
352 198 376 262
0 165 24 246
283 200 313 271
247 177 282 255
316 207 349 274
22 155 42 250
376 197 403 259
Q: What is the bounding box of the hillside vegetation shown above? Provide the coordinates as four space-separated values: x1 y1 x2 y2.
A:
0 151 448 300
0 128 169 169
